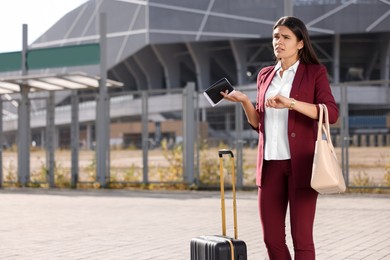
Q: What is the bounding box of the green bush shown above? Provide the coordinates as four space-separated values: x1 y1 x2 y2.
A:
384 163 390 187
352 171 374 193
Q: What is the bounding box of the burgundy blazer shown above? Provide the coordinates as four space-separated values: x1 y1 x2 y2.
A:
254 62 339 188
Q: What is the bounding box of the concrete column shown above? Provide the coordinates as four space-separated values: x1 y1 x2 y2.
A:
230 40 247 85
134 48 163 89
212 52 236 81
351 135 358 147
369 134 376 147
124 59 147 90
377 134 384 147
360 135 367 147
152 44 181 88
186 42 210 91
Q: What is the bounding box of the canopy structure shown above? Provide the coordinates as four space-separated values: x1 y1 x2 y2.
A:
0 13 120 189
0 72 123 189
0 72 123 94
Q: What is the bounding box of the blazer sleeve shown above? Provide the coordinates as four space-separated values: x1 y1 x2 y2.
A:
314 65 339 124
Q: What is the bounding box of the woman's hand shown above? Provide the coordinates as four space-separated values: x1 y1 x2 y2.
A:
266 94 320 119
265 94 290 109
220 90 248 103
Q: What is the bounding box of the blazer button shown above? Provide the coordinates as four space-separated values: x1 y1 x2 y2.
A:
291 132 296 138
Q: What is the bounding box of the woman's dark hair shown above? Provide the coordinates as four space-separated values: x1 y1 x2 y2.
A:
273 16 320 65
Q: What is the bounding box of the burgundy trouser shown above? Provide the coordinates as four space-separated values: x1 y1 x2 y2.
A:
258 159 318 260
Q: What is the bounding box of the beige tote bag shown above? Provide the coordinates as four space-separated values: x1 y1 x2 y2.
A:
311 104 346 194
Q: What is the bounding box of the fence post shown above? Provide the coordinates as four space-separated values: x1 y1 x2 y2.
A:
96 12 109 188
71 90 79 188
235 103 244 189
142 91 149 185
183 82 195 184
18 24 30 187
340 84 350 186
46 92 55 187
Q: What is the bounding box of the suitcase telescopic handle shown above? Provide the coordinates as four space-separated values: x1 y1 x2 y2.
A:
218 149 238 240
219 149 234 158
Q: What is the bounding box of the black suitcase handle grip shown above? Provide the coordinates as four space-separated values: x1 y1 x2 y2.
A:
218 149 234 158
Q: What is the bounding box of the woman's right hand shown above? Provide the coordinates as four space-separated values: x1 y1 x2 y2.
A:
220 90 248 103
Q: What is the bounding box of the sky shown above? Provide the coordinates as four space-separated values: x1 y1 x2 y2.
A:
0 0 88 53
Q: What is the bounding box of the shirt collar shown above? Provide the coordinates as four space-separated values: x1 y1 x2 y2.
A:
274 60 300 73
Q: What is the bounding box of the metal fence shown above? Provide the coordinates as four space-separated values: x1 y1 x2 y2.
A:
0 82 389 190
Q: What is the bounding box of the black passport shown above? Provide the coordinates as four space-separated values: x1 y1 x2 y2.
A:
203 77 235 107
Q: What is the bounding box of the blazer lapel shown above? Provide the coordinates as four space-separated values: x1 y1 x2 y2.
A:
288 63 305 131
258 67 277 113
290 63 305 99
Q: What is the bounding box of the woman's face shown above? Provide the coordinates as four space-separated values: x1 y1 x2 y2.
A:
272 25 303 62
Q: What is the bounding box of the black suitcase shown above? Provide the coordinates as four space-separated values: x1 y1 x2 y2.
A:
190 149 247 260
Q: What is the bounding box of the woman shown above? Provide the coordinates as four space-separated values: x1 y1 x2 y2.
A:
222 16 339 259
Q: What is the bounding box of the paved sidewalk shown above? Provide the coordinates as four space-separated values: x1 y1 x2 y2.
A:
0 188 389 259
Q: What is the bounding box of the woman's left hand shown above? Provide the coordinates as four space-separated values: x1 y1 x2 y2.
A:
265 94 290 109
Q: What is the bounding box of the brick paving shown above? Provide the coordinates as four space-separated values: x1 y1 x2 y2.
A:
0 188 389 259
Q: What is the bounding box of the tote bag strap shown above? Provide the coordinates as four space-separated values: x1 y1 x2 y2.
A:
317 104 324 141
318 104 337 155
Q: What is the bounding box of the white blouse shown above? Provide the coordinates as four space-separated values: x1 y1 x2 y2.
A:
264 60 299 160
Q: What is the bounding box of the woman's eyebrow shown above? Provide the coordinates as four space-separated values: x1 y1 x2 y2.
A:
273 32 291 38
